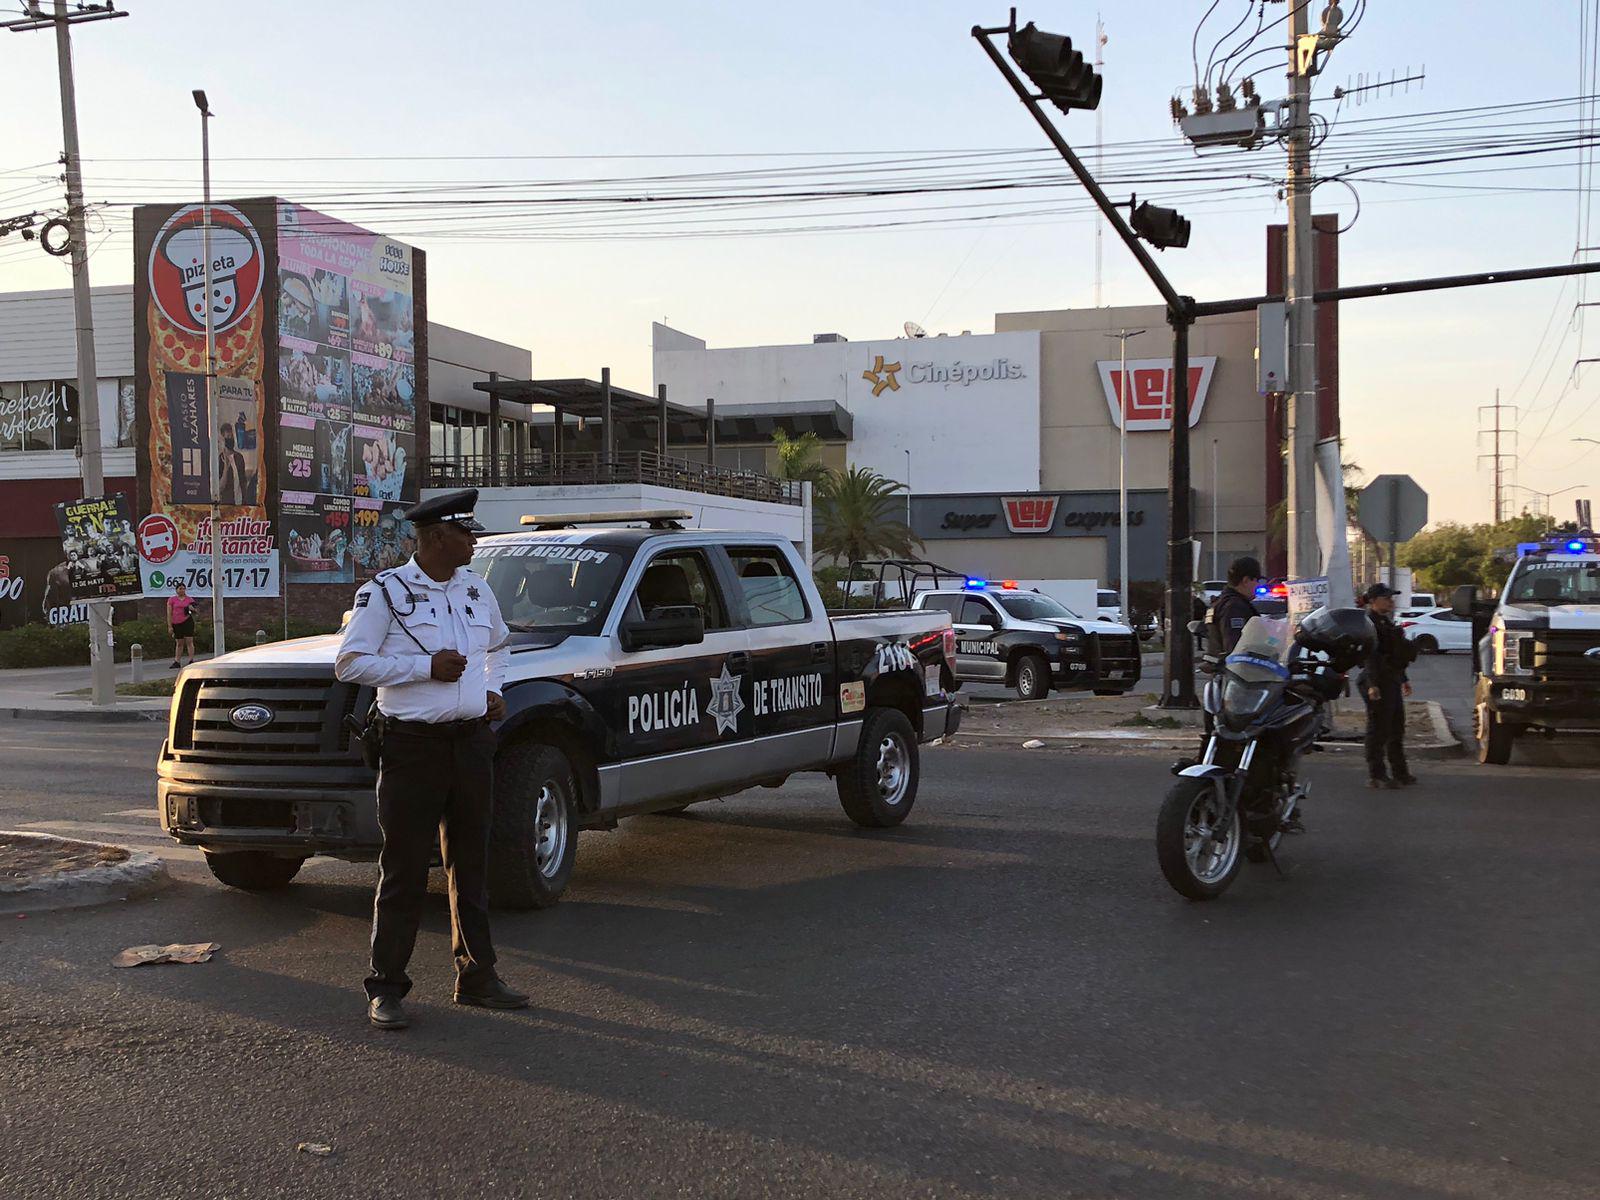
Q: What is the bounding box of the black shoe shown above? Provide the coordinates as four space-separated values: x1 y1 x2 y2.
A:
1366 777 1398 790
1394 773 1418 786
368 996 409 1030
454 976 529 1010
170 660 181 669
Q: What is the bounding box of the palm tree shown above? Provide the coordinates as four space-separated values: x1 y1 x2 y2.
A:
814 466 919 564
770 429 830 485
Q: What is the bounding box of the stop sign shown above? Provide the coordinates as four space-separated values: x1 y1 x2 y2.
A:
1359 474 1429 544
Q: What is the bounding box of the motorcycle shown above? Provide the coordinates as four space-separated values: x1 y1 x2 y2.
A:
1156 608 1375 901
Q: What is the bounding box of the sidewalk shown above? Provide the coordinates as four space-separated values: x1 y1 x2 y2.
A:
0 659 196 723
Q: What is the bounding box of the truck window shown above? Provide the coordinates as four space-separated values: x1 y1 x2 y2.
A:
997 592 1079 621
727 545 809 626
920 594 960 616
959 598 996 625
1505 562 1600 605
629 550 730 630
472 542 629 633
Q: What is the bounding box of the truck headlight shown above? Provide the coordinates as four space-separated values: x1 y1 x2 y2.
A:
1494 628 1532 675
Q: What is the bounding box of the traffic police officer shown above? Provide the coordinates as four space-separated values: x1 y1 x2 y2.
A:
335 488 528 1030
1359 582 1418 790
1206 556 1263 658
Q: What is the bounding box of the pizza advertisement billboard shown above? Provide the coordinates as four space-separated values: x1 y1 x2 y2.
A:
133 198 280 599
275 201 423 583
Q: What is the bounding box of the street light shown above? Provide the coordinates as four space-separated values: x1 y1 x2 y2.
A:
1509 483 1587 534
1104 328 1144 627
193 88 225 659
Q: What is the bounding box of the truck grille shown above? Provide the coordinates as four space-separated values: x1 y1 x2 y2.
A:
1091 632 1142 679
1534 631 1600 681
174 673 362 758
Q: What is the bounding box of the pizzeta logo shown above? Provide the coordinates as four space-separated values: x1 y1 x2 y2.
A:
148 204 264 336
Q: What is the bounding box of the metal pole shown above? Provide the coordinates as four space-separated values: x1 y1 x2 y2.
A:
487 370 500 487
705 397 716 465
1212 437 1219 579
1093 13 1104 309
52 0 114 708
552 404 564 474
199 97 225 660
657 383 668 459
1388 476 1400 590
1162 311 1197 707
600 366 613 476
905 448 912 529
1104 327 1144 625
1285 0 1318 583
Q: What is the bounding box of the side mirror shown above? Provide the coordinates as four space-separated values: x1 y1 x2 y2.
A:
1186 619 1204 635
980 611 1001 629
1450 584 1478 620
620 605 705 652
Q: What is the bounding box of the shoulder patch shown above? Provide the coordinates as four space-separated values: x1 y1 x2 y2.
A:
355 591 371 609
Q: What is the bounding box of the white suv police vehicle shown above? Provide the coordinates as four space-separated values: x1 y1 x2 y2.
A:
912 579 1140 700
157 516 961 907
1457 533 1600 764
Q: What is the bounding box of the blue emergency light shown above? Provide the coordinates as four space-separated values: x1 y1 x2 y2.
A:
1568 539 1586 553
964 578 988 590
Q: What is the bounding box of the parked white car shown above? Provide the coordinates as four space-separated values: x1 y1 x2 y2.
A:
1398 606 1473 653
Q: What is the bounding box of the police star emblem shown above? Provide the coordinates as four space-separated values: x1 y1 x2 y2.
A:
705 662 745 735
467 586 481 600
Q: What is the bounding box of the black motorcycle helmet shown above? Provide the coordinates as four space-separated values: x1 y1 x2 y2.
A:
1295 606 1376 671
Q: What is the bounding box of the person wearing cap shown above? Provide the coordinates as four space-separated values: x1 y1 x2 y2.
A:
335 487 528 1030
1358 582 1417 789
1205 556 1263 659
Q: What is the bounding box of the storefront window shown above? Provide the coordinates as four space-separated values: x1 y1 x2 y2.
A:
0 380 79 453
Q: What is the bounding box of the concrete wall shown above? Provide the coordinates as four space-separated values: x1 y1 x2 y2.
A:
996 303 1267 570
428 322 534 417
920 535 1106 584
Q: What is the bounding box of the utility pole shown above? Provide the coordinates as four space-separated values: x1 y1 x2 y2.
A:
1105 328 1144 626
4 0 129 707
1093 14 1105 308
1478 389 1517 523
1284 0 1319 582
195 89 226 660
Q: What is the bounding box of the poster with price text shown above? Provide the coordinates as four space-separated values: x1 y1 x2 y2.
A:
281 491 354 584
135 510 279 599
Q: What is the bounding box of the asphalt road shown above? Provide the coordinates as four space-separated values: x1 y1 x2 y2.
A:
1 688 1597 1199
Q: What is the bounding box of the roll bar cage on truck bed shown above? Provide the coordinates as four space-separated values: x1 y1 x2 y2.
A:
837 559 972 611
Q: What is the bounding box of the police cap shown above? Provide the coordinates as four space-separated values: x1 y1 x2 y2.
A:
402 488 485 532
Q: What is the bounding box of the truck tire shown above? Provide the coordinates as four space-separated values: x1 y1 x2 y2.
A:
203 850 304 891
488 739 579 909
1476 704 1515 765
1015 653 1051 701
837 707 919 828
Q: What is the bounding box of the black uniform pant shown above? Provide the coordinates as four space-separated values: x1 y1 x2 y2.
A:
1363 680 1409 781
365 720 497 1000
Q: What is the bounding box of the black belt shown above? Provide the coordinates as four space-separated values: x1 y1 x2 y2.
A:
382 715 488 737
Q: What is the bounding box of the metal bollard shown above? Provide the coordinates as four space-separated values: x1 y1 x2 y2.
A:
255 629 268 645
131 643 143 686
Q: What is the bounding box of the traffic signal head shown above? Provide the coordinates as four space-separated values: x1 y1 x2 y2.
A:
1008 21 1103 113
1131 200 1191 250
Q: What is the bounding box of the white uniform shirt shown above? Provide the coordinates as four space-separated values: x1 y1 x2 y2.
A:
335 557 510 723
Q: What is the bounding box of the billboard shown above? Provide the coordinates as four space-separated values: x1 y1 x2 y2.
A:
134 197 424 600
52 493 142 604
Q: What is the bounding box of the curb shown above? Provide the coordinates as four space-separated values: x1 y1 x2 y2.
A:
0 832 171 913
1 705 168 724
952 729 1464 757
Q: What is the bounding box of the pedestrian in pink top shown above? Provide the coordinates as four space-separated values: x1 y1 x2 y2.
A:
167 583 198 669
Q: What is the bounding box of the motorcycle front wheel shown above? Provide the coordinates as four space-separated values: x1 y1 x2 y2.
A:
1157 776 1243 900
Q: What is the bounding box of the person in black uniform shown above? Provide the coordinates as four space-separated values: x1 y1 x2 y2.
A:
1359 582 1417 789
1206 556 1263 658
335 488 528 1030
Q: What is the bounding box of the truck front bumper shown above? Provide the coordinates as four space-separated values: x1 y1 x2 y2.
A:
157 755 381 858
1482 678 1600 730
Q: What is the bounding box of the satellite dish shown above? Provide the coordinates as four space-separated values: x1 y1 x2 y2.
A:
904 320 928 339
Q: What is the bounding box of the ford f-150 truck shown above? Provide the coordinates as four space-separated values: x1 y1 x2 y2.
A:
911 580 1141 700
1455 532 1600 764
157 516 961 907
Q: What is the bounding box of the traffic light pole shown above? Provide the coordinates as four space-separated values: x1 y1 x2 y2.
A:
974 18 1199 706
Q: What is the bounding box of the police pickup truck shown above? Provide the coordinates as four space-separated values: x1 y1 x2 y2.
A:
157 514 961 907
911 578 1140 700
1456 532 1600 764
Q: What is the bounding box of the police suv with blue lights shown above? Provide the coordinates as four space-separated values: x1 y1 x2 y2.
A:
156 512 961 906
910 577 1140 700
1456 532 1600 764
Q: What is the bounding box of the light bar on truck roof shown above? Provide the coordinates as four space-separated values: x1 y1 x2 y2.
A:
520 509 694 529
964 577 988 590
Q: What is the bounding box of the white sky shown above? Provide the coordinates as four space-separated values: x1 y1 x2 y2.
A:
3 0 1598 527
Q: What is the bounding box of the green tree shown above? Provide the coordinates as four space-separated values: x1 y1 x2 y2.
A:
814 466 919 564
770 429 830 485
1399 514 1551 592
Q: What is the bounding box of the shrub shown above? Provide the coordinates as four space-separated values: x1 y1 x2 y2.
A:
0 614 339 669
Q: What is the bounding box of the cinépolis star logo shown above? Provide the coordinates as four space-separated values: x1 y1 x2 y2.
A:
705 662 745 735
862 354 902 397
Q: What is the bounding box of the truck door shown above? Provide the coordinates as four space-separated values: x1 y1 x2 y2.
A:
609 547 752 807
720 543 838 780
954 595 1007 679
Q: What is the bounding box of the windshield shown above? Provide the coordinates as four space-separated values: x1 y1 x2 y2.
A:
1504 560 1600 605
472 540 631 633
1225 615 1293 682
997 592 1080 620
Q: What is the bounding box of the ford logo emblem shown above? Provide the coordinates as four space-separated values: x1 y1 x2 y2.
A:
229 702 274 731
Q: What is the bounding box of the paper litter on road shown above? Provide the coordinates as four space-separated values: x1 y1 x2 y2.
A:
296 1143 334 1157
111 942 220 968
1022 739 1046 749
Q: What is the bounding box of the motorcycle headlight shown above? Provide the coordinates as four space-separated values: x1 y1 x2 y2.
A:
1221 677 1275 727
1494 629 1532 675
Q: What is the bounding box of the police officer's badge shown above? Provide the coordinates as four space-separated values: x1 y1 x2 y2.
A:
468 586 481 600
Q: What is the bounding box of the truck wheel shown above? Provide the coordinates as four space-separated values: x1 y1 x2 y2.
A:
489 739 579 909
1476 704 1515 765
203 850 304 891
1015 653 1051 701
837 707 919 828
